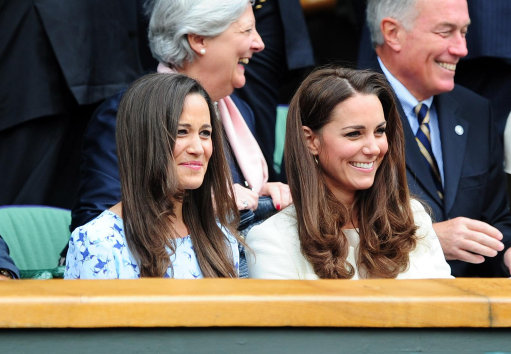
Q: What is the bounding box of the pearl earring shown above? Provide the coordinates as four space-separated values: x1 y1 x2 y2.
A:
200 48 206 55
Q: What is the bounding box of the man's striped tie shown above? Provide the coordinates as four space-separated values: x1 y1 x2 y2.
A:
415 103 444 200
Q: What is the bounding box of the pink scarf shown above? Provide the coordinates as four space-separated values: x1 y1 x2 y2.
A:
157 63 268 193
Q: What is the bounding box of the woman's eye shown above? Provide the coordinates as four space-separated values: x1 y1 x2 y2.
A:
376 127 386 135
345 131 361 138
200 130 212 138
177 129 187 136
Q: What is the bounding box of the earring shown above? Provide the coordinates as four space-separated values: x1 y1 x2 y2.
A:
200 48 206 55
313 155 319 165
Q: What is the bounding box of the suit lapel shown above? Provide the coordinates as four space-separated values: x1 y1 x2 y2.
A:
435 92 469 215
396 101 444 207
370 59 448 209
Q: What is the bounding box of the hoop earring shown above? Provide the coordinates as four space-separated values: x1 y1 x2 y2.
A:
199 48 206 55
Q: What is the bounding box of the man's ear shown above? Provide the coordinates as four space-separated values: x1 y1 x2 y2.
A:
187 33 206 55
302 126 320 156
380 17 403 52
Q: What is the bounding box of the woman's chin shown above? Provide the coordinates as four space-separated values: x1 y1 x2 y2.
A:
233 75 246 90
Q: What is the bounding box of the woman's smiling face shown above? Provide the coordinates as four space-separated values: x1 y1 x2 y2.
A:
173 93 213 190
307 93 388 205
200 4 264 100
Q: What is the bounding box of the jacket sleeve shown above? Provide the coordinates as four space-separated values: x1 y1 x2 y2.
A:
70 91 125 232
245 210 305 279
0 236 20 279
404 200 453 279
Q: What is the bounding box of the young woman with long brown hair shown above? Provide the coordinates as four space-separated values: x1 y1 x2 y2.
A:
246 67 452 279
65 73 240 278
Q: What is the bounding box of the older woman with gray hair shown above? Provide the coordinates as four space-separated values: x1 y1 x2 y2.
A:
69 0 292 269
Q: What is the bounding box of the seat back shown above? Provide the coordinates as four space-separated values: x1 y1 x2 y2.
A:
273 104 289 175
0 206 71 271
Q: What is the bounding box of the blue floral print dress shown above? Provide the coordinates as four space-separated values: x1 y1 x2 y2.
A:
64 210 239 279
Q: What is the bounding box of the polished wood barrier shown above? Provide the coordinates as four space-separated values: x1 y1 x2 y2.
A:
0 278 510 328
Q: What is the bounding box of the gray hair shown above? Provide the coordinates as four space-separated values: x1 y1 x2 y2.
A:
366 0 419 47
148 0 251 68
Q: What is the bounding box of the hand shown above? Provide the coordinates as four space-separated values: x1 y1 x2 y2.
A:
233 183 259 211
259 182 292 211
504 248 511 275
432 217 504 263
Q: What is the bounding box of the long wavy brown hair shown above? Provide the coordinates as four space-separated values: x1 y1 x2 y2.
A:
285 67 417 279
117 73 239 277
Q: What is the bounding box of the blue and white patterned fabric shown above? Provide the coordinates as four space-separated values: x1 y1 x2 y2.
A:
64 210 239 279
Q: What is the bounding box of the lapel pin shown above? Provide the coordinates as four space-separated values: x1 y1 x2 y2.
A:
455 125 464 136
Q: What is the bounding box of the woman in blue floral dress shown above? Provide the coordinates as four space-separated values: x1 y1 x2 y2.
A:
65 74 240 279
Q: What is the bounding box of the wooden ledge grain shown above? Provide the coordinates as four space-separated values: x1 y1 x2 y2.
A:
0 278 510 328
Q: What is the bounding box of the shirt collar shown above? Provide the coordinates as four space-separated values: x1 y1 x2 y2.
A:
377 57 434 114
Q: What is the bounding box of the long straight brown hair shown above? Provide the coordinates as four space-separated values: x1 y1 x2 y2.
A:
285 67 417 279
116 73 239 277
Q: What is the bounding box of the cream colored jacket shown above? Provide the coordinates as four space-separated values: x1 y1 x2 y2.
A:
246 199 452 279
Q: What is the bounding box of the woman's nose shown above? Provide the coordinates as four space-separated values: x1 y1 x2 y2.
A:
362 137 380 155
186 136 204 155
251 29 265 52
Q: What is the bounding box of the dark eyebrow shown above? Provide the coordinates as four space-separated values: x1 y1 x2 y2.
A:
178 123 212 129
342 121 386 130
342 125 365 130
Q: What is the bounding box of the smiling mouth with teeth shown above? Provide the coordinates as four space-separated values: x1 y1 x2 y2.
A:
239 58 249 65
438 62 456 71
350 161 374 169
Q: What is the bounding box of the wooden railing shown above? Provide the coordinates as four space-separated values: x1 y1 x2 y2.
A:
1 278 510 328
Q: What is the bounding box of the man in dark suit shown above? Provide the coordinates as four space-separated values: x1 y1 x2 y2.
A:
363 0 511 277
0 0 144 209
359 0 511 136
0 236 19 280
